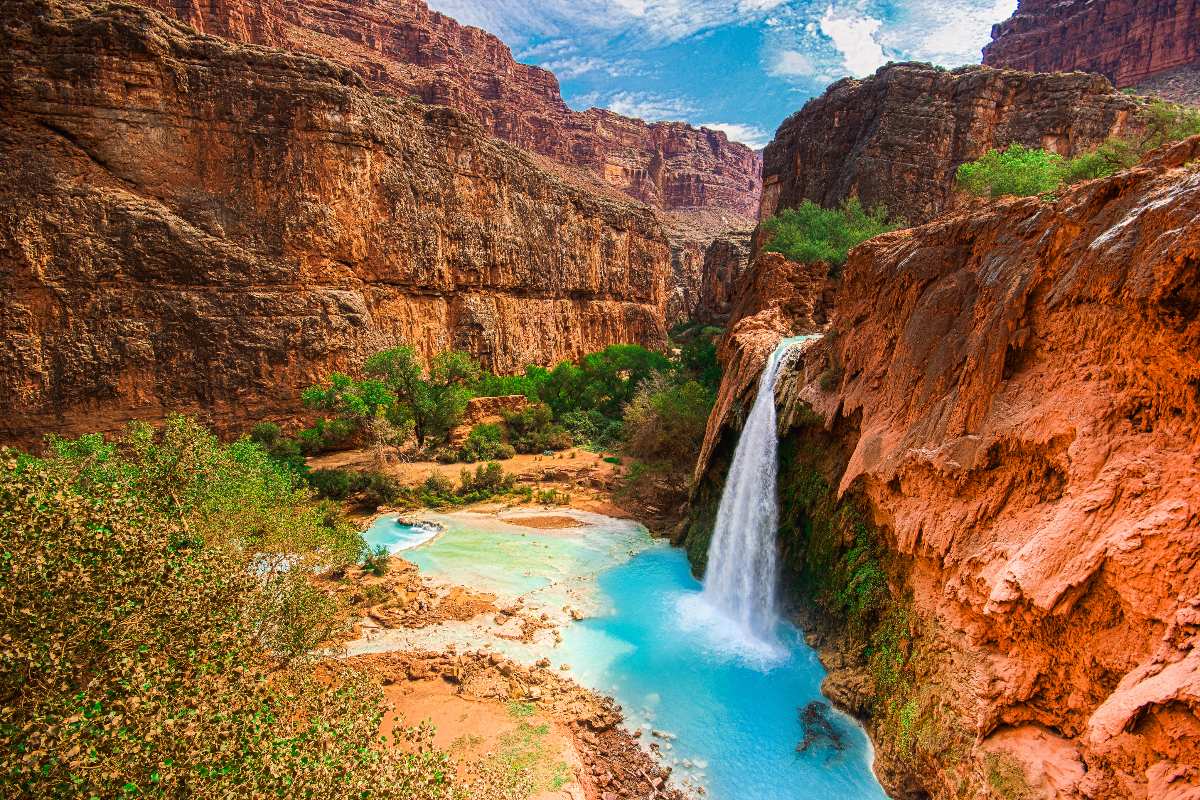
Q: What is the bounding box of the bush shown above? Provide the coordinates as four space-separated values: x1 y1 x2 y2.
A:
0 417 458 799
761 199 899 266
249 421 307 473
308 467 368 500
535 488 569 506
361 471 402 509
420 472 459 506
503 403 572 454
459 423 516 462
459 462 515 501
955 143 1064 198
297 416 358 455
622 374 715 471
361 543 391 577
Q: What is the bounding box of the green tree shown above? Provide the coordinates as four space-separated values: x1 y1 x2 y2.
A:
364 346 481 448
761 199 899 267
955 143 1065 198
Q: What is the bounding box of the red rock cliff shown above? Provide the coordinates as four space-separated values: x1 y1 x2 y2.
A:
694 139 1200 798
132 0 763 218
984 0 1200 105
762 63 1140 225
0 0 673 445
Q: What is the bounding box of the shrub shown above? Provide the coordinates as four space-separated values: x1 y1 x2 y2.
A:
761 199 899 266
459 423 516 462
459 462 515 501
249 421 308 474
420 472 458 506
361 471 402 509
297 416 358 455
955 143 1064 198
503 403 571 454
0 417 458 799
622 374 715 471
535 488 569 506
308 466 368 500
361 543 391 577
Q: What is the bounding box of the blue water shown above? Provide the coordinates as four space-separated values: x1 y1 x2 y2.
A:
560 546 888 800
362 512 889 800
364 515 441 552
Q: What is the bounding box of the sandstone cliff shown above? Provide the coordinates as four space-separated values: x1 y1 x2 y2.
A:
761 63 1140 225
984 0 1200 105
0 0 674 445
132 0 762 218
690 139 1200 797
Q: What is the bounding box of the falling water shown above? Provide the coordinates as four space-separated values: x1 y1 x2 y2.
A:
701 336 812 643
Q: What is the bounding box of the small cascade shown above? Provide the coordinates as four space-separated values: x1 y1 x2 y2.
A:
700 336 811 643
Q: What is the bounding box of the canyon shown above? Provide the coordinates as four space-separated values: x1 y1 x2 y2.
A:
0 0 674 444
131 0 762 219
762 63 1142 225
984 0 1200 105
690 137 1200 799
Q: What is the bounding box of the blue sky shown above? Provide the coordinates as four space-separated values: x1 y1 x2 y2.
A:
426 0 1018 148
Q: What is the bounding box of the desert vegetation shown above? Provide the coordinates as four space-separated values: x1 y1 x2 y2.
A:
0 417 460 798
760 199 901 269
956 98 1200 198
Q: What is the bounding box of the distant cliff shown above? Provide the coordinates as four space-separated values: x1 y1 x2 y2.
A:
0 0 674 445
984 0 1200 105
134 0 763 218
762 63 1140 225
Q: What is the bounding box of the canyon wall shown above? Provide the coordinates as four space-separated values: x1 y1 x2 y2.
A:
132 0 762 218
984 0 1200 105
761 63 1140 225
0 0 673 445
690 139 1200 798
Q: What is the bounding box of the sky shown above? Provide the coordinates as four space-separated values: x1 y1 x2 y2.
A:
425 0 1018 149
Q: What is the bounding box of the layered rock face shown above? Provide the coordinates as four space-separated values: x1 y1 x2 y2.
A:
0 0 673 445
984 0 1200 105
693 140 1200 798
694 228 754 325
761 63 1140 225
133 0 762 217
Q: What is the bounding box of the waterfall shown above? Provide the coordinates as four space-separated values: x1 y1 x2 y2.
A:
700 336 811 644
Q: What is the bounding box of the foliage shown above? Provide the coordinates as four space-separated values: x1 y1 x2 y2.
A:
473 367 550 402
296 416 358 456
502 404 572 454
761 199 899 267
0 417 459 799
360 471 403 510
538 345 671 421
307 467 366 501
622 374 714 472
458 463 516 502
535 488 570 506
677 326 724 393
459 423 516 463
960 101 1200 197
955 143 1065 198
302 372 396 422
362 543 391 577
365 347 481 448
248 421 307 474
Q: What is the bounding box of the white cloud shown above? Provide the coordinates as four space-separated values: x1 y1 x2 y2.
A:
699 122 773 149
539 56 616 78
768 48 817 77
880 0 1018 67
428 0 794 46
819 5 887 77
605 91 698 121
